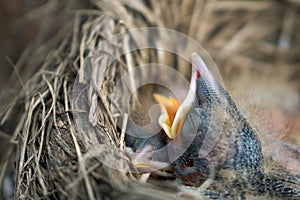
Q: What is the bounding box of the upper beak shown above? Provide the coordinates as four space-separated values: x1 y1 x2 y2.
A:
153 54 200 139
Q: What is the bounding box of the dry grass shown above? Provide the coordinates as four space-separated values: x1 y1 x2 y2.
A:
0 0 300 199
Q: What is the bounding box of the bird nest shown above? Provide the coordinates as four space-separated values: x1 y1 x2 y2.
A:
1 0 300 199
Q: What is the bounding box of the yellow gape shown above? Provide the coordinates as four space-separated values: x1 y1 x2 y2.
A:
153 67 198 139
153 94 181 139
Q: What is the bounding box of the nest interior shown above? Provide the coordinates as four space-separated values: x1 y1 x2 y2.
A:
1 0 300 199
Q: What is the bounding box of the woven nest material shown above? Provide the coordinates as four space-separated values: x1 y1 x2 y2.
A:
1 0 300 199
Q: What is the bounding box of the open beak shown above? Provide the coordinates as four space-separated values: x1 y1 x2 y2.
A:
154 55 200 139
127 53 222 175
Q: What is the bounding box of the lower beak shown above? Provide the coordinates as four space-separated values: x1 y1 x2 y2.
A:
126 146 172 173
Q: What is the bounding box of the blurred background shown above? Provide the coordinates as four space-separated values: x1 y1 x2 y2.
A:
0 0 83 93
0 0 300 199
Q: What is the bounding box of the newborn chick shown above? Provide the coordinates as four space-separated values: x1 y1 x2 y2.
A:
154 53 300 199
125 53 300 199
